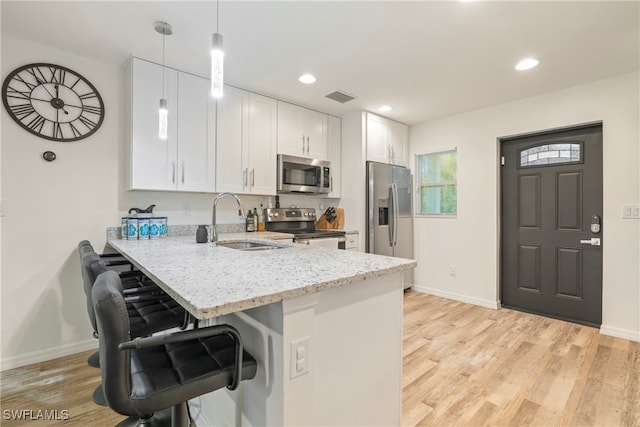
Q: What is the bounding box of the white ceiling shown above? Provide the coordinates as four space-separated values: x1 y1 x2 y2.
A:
2 1 638 125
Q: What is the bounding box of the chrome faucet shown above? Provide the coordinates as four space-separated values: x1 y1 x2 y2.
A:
211 192 245 244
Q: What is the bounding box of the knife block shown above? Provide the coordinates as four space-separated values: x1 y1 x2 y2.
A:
315 208 344 230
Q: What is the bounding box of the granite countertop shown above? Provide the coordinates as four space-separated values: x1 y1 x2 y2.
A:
107 234 415 319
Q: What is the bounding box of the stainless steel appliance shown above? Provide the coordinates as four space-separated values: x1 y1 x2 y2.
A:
366 161 414 288
277 154 332 194
265 208 346 249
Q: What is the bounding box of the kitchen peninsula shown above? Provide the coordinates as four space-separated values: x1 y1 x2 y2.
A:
108 234 415 426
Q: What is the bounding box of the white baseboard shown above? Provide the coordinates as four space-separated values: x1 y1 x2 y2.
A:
411 285 499 310
600 324 640 342
0 339 98 372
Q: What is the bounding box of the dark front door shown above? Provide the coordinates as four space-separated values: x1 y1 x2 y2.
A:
501 124 603 327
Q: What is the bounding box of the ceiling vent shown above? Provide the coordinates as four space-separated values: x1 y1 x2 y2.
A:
325 90 356 103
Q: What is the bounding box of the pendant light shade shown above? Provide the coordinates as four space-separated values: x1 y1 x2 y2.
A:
211 32 224 98
158 98 168 139
211 0 224 98
155 21 172 140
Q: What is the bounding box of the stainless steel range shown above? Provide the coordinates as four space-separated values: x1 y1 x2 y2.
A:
264 208 346 249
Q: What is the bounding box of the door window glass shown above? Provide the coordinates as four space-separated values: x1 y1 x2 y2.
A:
519 142 582 167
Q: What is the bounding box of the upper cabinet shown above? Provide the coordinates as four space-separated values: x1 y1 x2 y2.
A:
216 86 277 195
277 101 328 160
130 58 215 192
366 112 408 167
327 115 342 198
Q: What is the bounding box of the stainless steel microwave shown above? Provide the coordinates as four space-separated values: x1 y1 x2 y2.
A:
277 154 331 194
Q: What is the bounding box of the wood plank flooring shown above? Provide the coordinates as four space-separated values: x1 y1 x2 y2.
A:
402 291 640 427
1 291 638 426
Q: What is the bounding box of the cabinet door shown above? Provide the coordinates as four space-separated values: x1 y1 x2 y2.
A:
305 109 328 160
388 120 408 167
277 101 306 157
366 113 389 164
327 115 341 198
216 86 249 193
177 72 215 192
130 58 178 190
247 93 277 195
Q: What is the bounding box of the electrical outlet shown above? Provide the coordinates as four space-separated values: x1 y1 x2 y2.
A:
290 337 310 379
449 266 457 277
182 203 191 216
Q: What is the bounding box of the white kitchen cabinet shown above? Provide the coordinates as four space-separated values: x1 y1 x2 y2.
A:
130 57 214 192
327 115 342 198
216 86 277 195
277 101 328 160
366 112 408 167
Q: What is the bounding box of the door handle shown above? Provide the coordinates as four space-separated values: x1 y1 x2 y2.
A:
580 238 601 246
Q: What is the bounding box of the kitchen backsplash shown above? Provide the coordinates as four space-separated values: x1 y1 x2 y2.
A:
121 191 340 226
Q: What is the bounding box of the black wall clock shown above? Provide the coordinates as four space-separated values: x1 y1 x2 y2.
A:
2 63 105 142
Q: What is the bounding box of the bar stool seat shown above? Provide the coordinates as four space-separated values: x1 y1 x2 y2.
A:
93 271 257 427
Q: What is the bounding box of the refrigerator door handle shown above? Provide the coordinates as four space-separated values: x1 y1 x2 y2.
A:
388 183 399 247
388 185 394 246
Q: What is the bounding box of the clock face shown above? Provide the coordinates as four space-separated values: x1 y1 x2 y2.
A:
2 63 105 142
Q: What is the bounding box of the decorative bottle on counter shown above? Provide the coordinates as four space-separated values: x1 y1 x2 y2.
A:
257 204 265 231
196 225 208 243
246 210 255 232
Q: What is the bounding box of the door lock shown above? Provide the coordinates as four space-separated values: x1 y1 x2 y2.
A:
580 238 601 246
591 215 601 233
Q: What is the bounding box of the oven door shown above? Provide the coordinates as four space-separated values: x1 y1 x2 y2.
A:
296 237 345 250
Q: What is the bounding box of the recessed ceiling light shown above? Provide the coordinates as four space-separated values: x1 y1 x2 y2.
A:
515 58 540 71
378 105 393 112
298 74 316 84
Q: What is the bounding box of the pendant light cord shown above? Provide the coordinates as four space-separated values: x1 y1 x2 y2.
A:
216 0 219 32
162 28 165 99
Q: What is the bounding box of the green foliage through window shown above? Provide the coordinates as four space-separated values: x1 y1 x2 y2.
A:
416 149 457 215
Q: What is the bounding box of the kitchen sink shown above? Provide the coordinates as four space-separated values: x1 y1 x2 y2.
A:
216 240 282 251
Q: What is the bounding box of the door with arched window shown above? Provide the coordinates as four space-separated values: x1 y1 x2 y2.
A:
500 123 603 327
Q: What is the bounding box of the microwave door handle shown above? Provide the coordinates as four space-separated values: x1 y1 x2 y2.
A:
391 183 399 247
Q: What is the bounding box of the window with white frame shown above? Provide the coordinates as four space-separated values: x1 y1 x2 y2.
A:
416 149 457 216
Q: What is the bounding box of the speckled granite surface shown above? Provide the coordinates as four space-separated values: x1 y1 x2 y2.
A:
107 235 415 319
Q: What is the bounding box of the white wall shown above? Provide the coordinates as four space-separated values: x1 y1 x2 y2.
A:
410 72 640 341
1 36 123 369
0 35 339 370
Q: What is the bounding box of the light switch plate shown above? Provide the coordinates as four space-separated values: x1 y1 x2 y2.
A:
622 204 640 219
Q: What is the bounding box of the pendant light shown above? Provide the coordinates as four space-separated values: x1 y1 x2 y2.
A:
211 0 224 98
155 21 172 139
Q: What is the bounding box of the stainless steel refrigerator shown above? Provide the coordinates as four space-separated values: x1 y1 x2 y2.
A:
366 161 414 289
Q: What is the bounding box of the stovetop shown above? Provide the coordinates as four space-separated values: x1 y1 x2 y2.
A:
264 207 345 239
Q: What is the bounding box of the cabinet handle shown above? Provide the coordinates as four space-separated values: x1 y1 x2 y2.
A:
251 169 255 187
330 177 333 193
306 136 310 154
172 162 176 184
181 162 185 184
302 135 306 154
243 168 248 187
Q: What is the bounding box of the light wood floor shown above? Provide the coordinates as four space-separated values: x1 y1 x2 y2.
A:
402 292 639 427
1 291 638 426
